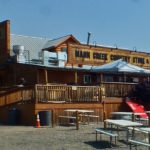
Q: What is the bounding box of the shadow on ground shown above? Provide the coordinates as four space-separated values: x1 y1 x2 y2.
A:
84 140 118 149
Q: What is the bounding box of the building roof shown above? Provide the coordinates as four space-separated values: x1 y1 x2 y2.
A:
42 34 80 50
10 34 80 60
10 34 50 60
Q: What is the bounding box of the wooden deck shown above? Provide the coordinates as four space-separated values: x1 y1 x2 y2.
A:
0 83 136 126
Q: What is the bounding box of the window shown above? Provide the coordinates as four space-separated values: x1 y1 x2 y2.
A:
104 75 113 82
84 75 91 84
61 47 67 52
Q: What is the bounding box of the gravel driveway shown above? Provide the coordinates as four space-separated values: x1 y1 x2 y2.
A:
0 123 146 150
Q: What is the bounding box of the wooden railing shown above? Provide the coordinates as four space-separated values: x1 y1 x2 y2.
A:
35 84 102 103
102 82 137 97
0 86 34 107
0 82 138 106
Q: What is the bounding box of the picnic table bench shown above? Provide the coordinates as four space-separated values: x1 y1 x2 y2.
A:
95 128 118 146
58 116 76 125
80 114 99 124
129 139 150 150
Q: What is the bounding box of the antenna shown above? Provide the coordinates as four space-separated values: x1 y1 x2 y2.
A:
114 44 118 49
93 41 97 47
133 47 137 52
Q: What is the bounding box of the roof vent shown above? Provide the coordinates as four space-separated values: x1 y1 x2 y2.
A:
13 45 25 55
13 45 26 63
87 32 91 45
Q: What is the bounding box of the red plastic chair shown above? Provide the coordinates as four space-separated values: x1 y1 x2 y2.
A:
126 100 148 119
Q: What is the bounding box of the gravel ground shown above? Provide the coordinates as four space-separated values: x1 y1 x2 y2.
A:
0 123 147 150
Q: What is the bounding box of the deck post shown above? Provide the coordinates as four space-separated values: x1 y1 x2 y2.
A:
76 111 79 130
103 101 107 128
99 86 102 102
52 109 55 128
34 84 38 103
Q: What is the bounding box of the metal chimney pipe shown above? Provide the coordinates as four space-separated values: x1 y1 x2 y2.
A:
87 32 91 45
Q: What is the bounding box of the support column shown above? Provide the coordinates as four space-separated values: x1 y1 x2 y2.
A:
124 73 126 82
75 71 78 84
100 73 103 83
44 69 48 84
13 65 17 85
36 69 40 84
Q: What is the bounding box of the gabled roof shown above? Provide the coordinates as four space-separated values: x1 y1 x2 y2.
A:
10 34 80 60
10 34 50 60
42 34 80 50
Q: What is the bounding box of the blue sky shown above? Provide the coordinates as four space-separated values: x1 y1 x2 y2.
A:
0 0 150 52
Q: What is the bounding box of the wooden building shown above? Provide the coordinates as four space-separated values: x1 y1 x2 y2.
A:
0 20 149 126
0 20 149 86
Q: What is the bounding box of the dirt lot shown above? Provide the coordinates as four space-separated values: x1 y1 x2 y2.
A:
0 123 146 150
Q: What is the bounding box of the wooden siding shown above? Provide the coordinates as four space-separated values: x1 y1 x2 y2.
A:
48 70 76 84
102 97 128 119
0 103 35 125
35 103 103 127
68 44 150 69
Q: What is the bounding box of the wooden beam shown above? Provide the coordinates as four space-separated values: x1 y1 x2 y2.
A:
75 71 78 84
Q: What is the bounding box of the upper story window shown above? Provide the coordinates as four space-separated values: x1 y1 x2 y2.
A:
133 57 145 64
61 47 67 52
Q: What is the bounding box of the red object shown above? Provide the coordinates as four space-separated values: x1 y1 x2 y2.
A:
126 100 148 119
36 114 41 128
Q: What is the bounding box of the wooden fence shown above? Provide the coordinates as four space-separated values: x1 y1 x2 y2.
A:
102 82 137 97
35 84 102 103
35 82 137 103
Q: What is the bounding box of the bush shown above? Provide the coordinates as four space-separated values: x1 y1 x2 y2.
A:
129 81 150 105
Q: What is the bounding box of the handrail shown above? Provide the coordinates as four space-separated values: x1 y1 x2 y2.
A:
35 82 136 103
35 84 102 103
0 82 138 105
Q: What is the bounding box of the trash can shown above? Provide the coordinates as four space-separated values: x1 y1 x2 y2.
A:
8 108 21 125
39 110 52 126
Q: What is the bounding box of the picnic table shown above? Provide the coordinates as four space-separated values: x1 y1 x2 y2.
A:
139 127 150 143
111 112 147 122
64 109 94 130
129 127 150 150
105 119 143 141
